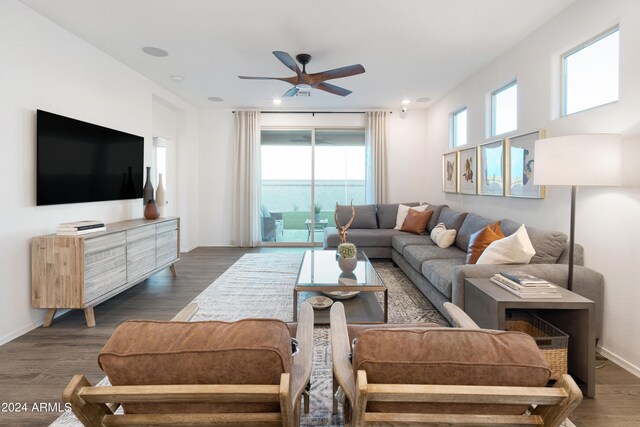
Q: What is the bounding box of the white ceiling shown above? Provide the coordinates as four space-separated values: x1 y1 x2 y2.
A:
20 0 575 110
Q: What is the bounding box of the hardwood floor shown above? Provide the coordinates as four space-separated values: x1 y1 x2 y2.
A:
0 247 638 426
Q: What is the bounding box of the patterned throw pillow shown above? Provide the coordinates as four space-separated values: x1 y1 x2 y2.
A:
430 223 457 248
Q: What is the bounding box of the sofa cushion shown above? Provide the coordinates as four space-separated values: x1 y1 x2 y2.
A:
391 233 435 254
98 319 292 414
455 213 497 251
499 219 568 264
325 228 406 248
424 204 448 233
466 222 505 264
352 328 550 414
376 202 419 229
421 258 466 298
335 204 378 229
403 244 466 272
347 322 441 342
477 224 536 265
401 209 433 235
436 207 468 232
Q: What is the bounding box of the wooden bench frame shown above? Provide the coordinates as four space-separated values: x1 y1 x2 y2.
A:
330 302 583 427
63 302 314 427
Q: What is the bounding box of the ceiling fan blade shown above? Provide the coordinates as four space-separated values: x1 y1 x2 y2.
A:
238 75 297 84
283 87 299 97
313 82 352 97
273 51 302 79
307 64 365 83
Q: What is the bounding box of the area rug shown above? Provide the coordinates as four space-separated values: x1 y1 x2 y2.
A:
51 253 574 427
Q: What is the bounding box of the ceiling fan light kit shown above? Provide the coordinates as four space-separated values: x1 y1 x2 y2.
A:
238 51 365 97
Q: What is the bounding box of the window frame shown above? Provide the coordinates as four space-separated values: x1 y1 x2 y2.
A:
491 80 518 137
561 26 620 116
450 107 468 148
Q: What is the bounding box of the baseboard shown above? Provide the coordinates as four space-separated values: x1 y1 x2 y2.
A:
0 309 71 347
597 346 640 378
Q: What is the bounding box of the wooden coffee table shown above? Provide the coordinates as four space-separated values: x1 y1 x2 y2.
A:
293 250 387 325
464 277 596 397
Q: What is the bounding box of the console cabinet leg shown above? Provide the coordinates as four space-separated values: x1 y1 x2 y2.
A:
84 307 95 328
169 264 177 277
43 308 57 327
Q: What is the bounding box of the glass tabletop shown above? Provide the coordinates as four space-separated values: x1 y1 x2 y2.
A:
295 250 385 289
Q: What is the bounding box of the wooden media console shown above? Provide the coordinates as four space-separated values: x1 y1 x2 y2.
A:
31 217 180 327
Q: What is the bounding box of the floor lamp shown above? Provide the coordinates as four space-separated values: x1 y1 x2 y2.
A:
534 134 621 291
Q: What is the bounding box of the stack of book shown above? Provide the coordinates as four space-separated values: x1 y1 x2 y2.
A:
491 271 561 298
57 220 106 236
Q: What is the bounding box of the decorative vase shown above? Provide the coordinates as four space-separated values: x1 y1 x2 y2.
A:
338 256 357 274
144 199 160 220
314 213 321 222
156 173 166 217
142 166 154 206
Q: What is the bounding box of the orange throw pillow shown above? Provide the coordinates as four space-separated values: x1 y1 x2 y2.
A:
466 222 505 264
401 209 433 235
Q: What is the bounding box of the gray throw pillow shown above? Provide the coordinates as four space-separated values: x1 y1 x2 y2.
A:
335 204 378 229
499 219 568 264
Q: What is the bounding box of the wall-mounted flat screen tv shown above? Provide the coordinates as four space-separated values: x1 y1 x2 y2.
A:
37 110 144 206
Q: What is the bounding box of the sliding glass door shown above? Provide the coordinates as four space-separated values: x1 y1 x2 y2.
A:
260 128 365 245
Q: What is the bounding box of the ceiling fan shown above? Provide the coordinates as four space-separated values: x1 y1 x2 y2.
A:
238 51 365 97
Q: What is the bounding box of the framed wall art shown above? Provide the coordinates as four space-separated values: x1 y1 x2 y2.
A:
477 139 504 196
505 130 546 198
458 147 477 194
442 151 458 193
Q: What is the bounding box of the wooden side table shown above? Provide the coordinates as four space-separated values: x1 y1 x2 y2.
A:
464 278 596 397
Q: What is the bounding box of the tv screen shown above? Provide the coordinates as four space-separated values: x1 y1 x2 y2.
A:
36 110 144 206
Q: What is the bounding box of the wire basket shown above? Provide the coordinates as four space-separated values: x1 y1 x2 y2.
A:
505 311 569 380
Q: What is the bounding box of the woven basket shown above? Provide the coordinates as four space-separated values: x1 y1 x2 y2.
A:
505 311 569 380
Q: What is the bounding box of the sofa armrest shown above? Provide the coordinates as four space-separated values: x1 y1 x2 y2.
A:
450 263 604 339
291 302 314 409
330 302 356 406
443 302 480 329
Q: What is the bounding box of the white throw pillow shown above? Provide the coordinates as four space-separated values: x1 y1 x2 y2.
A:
430 223 456 248
477 224 536 264
394 204 429 230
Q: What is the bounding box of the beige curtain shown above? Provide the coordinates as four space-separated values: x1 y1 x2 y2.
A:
365 111 390 203
231 111 261 247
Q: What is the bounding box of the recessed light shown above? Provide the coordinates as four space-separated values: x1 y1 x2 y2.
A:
208 97 224 102
416 97 431 103
170 75 183 82
273 99 282 105
142 46 169 57
401 99 411 105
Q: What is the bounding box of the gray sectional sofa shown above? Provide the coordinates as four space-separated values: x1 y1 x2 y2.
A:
324 203 604 338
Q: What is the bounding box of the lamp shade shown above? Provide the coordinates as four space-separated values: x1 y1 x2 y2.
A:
534 134 622 186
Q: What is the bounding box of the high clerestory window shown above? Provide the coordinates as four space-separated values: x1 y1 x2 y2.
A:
562 27 619 116
451 108 467 148
491 81 517 136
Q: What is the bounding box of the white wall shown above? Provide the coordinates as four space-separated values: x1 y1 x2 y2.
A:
423 0 640 375
197 111 430 245
0 0 199 344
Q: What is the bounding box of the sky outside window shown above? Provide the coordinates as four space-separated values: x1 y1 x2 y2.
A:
492 82 517 136
453 108 467 147
564 29 619 115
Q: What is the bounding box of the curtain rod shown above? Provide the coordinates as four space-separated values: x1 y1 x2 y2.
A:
231 111 392 115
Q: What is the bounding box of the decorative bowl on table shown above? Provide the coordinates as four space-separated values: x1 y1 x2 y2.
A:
306 295 333 310
322 290 360 300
